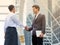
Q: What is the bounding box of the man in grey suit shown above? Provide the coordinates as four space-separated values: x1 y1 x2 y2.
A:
25 5 46 45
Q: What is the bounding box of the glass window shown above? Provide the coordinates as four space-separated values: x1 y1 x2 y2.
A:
0 0 15 5
0 7 9 13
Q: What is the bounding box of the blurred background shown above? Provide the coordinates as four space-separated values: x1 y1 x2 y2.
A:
0 0 60 45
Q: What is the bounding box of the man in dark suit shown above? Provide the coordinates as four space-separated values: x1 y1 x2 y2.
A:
25 5 46 45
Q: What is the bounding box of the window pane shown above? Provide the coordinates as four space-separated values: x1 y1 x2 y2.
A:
0 7 9 13
0 0 15 5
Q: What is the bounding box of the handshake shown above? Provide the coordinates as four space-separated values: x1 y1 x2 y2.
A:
24 26 29 31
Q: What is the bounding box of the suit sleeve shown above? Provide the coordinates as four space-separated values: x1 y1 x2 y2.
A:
41 15 46 34
29 27 33 31
27 24 33 31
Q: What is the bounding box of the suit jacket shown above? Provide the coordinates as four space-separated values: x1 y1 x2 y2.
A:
29 13 46 35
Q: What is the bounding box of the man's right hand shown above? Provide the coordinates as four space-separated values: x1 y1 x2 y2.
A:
25 26 29 31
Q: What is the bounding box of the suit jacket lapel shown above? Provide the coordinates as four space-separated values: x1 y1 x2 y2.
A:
32 14 40 24
35 14 40 21
32 17 36 24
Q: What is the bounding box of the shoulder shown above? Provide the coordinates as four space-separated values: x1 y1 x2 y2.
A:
40 14 45 18
42 14 45 17
11 14 16 18
39 14 45 17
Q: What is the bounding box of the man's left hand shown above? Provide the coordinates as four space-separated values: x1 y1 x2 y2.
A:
39 32 44 38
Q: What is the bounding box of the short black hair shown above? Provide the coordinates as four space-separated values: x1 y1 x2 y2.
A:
32 5 40 11
8 5 14 11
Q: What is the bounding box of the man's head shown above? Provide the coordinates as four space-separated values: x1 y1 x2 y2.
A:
8 5 15 13
32 5 40 15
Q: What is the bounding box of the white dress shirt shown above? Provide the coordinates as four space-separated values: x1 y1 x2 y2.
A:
35 12 40 19
4 12 24 32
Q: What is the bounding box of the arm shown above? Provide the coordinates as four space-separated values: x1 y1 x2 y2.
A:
25 25 33 31
41 15 46 34
11 15 24 28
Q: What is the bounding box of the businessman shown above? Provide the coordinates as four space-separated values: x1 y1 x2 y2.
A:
25 5 46 45
4 5 25 45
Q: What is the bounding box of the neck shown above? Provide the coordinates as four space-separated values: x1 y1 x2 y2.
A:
35 11 39 15
10 11 15 13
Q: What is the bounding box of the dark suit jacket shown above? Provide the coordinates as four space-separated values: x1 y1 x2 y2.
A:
29 13 46 35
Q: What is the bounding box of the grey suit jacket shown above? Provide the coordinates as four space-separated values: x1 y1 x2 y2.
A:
29 14 46 35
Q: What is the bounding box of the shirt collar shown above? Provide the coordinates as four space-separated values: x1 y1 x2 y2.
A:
35 12 40 19
36 11 40 16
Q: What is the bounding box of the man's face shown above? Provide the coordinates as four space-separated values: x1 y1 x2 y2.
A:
12 8 16 13
32 7 38 14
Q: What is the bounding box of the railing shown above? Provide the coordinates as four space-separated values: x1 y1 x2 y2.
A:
43 26 52 45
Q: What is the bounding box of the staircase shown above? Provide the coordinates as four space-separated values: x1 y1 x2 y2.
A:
43 26 52 45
